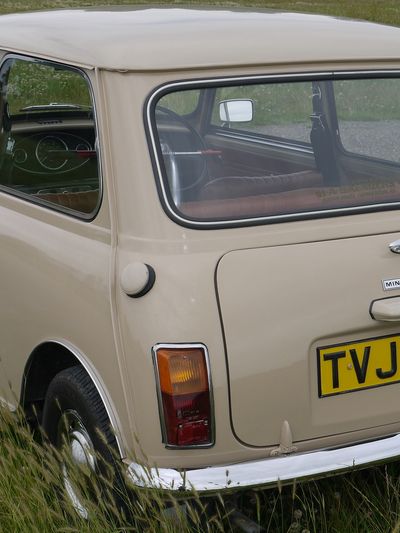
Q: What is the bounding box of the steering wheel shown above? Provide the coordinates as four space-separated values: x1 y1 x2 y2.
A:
156 106 209 205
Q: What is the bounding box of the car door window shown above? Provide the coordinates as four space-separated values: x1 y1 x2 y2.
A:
0 57 100 218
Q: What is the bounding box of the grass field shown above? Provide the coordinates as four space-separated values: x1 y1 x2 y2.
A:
3 406 400 533
2 1 400 532
3 404 400 533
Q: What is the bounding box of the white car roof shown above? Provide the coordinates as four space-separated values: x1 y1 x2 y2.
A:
0 7 399 71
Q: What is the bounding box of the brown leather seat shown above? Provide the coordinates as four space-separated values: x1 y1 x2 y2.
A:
200 170 322 200
35 190 99 214
181 181 400 220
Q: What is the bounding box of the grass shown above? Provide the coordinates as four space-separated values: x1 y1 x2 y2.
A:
7 59 91 115
0 406 213 533
3 405 400 533
2 1 400 532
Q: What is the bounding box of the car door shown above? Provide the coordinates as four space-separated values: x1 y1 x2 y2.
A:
0 55 116 416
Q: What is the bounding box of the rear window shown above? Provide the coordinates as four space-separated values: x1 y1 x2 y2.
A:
149 75 400 226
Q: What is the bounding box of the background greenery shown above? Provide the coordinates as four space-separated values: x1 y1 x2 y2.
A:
2 1 400 532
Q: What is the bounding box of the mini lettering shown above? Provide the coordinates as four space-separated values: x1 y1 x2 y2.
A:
383 279 400 291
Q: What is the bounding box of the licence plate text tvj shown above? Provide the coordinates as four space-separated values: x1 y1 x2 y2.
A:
317 334 400 397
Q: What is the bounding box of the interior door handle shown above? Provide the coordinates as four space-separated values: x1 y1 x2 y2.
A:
370 297 400 321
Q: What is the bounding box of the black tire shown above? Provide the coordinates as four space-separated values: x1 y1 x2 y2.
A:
42 365 127 518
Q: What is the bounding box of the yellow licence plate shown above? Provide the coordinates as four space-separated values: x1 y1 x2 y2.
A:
317 334 400 397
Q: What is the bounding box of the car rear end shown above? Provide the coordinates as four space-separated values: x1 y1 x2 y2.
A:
102 9 400 494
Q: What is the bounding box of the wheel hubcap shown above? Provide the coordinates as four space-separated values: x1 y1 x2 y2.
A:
57 410 96 518
70 429 96 470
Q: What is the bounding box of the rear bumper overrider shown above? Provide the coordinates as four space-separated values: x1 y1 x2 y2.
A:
127 433 400 493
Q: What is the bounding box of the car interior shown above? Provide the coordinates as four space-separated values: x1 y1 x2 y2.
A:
154 79 400 223
0 58 100 217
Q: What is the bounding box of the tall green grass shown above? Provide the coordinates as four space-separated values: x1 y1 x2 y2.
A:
0 407 220 533
7 60 91 115
1 406 400 532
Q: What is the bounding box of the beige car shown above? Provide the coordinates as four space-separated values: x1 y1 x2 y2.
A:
1 5 400 501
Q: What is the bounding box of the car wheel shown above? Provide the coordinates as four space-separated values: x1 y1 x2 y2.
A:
42 365 124 518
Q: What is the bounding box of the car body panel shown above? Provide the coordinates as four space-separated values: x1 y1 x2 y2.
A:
217 234 400 446
100 65 400 466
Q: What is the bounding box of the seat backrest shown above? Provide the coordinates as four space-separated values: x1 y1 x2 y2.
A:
200 170 322 200
35 190 99 214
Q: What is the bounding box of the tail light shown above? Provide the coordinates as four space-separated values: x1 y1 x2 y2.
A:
153 344 214 448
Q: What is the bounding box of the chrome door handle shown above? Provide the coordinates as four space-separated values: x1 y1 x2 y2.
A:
389 239 400 253
370 297 400 321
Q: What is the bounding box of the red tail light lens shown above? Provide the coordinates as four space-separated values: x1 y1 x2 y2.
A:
154 345 213 447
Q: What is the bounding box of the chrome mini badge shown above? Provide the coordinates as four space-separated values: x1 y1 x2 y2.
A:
382 278 400 291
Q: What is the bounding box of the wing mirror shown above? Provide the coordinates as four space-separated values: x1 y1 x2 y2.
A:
219 99 253 123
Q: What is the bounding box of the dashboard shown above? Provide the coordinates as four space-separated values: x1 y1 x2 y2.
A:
5 115 99 196
14 131 93 174
12 119 95 174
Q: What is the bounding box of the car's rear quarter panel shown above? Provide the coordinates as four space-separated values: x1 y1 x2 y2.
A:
103 67 400 468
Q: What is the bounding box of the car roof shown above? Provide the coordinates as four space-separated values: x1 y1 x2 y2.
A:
0 7 400 71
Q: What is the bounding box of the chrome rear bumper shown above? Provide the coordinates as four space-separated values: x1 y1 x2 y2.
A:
127 433 400 493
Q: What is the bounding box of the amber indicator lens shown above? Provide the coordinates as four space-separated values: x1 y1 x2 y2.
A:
156 347 212 446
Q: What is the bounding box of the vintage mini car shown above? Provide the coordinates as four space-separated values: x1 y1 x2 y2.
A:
1 5 400 509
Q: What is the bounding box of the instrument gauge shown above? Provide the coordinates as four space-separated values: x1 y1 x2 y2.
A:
14 148 28 165
36 136 68 170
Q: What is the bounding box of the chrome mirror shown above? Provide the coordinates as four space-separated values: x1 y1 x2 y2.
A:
219 99 253 123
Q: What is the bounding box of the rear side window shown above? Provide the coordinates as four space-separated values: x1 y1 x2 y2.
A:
0 57 100 217
149 75 400 226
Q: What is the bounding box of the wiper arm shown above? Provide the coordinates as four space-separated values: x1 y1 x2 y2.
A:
20 103 92 112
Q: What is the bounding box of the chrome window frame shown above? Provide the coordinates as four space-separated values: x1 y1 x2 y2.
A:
146 70 400 229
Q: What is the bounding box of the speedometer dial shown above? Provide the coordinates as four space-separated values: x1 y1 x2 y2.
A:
35 136 68 170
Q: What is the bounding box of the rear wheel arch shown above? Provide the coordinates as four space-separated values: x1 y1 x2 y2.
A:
21 340 125 458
